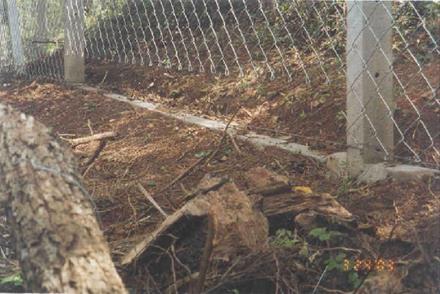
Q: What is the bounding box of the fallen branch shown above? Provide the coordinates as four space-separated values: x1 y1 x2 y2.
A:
244 167 352 220
120 197 208 266
137 183 168 218
66 131 117 147
121 177 267 267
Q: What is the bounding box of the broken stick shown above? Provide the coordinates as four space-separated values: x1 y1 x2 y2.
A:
157 156 207 195
67 131 117 147
82 140 107 176
228 132 241 154
184 177 229 201
192 214 215 294
203 107 241 166
137 183 168 218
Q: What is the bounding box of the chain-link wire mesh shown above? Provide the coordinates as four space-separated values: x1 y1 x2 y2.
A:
0 0 64 79
0 0 438 168
0 0 13 74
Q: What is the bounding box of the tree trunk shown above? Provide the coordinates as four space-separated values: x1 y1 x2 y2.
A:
0 103 126 293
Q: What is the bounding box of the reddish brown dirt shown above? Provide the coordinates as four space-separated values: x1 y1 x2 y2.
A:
85 57 439 167
0 80 438 293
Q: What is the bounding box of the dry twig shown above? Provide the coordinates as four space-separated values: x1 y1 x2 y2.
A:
158 109 240 194
157 156 207 195
184 177 229 201
193 214 215 294
204 107 241 166
66 131 117 147
82 140 107 176
87 119 94 135
165 273 199 294
227 132 241 154
137 183 168 218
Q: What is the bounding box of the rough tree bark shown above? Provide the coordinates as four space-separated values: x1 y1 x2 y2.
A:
0 103 127 293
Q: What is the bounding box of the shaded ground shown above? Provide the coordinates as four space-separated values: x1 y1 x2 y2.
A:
0 80 439 293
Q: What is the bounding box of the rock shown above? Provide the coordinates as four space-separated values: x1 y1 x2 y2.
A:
245 167 289 189
294 211 319 232
169 89 182 99
219 155 228 162
326 153 439 183
326 152 348 179
386 164 439 181
358 163 388 183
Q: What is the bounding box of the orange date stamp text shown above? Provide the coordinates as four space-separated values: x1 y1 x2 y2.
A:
343 258 395 272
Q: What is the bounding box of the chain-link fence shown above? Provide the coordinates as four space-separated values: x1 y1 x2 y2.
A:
0 0 438 170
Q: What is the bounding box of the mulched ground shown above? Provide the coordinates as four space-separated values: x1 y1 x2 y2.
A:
0 80 438 293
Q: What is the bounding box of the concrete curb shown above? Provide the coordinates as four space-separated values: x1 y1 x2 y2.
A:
79 86 439 183
80 86 326 162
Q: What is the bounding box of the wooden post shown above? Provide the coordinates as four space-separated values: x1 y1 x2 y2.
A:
5 0 24 73
64 0 85 83
346 1 394 176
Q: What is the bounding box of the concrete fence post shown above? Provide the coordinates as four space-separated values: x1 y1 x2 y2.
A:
346 1 394 176
5 0 24 73
64 0 85 83
36 0 48 42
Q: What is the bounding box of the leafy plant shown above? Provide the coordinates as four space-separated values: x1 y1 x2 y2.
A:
195 150 210 158
0 273 23 287
325 253 362 289
299 241 309 257
336 177 355 198
348 271 362 288
146 180 156 187
336 110 346 123
308 227 343 242
271 229 299 248
325 253 346 271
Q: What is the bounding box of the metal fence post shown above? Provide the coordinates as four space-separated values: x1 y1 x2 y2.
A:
5 0 24 73
346 1 394 176
64 0 85 83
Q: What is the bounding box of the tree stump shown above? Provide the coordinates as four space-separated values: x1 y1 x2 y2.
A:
0 104 126 293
